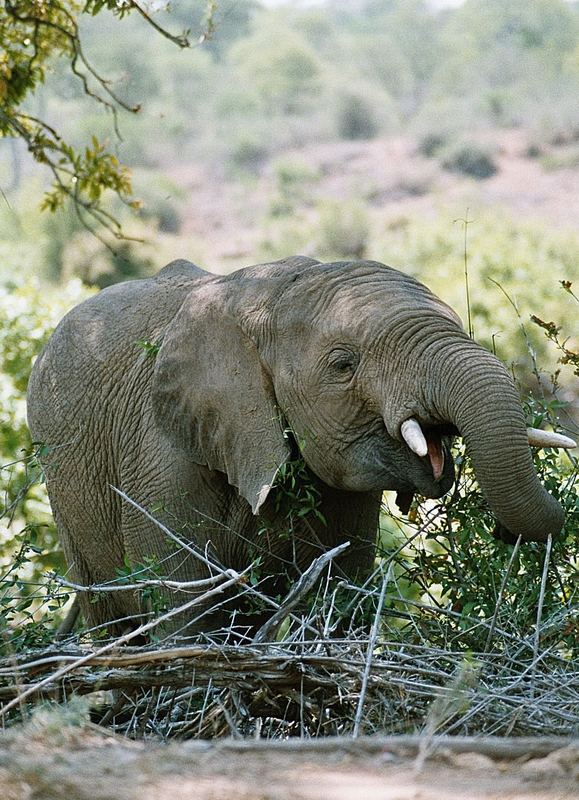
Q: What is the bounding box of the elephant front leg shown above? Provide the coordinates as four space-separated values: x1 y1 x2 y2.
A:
316 487 382 582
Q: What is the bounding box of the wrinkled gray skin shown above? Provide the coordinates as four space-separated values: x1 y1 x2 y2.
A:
27 256 564 636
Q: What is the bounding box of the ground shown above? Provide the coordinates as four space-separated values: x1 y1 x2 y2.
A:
0 729 577 800
165 129 579 270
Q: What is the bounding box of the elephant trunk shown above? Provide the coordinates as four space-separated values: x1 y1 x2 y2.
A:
428 340 563 542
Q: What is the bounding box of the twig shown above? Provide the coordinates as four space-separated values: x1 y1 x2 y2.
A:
252 541 350 644
110 486 321 638
484 535 522 652
531 533 553 699
454 209 474 338
129 1 191 48
0 569 246 718
353 565 391 738
53 573 228 593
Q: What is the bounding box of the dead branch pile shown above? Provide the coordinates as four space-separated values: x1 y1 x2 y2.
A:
1 609 577 740
1 500 577 742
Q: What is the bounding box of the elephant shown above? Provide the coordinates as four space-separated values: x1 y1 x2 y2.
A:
27 255 575 638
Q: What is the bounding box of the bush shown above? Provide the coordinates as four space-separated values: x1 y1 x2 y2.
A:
375 211 579 378
336 92 379 140
133 173 185 234
0 278 91 642
228 23 322 115
317 200 370 259
229 137 268 174
525 142 543 159
61 223 156 290
441 142 498 179
418 132 448 158
540 143 579 171
268 158 319 216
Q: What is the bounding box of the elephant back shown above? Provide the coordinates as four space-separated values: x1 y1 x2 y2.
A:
26 267 211 448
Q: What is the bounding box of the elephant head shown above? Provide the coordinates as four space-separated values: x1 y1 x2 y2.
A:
152 257 573 543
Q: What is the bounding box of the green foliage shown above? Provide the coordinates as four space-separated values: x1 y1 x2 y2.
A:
228 23 322 115
274 456 326 527
115 556 168 617
540 143 579 171
261 196 372 263
136 339 162 360
530 281 579 376
375 415 578 656
228 137 268 175
374 212 579 374
0 279 90 525
270 158 319 215
0 278 91 645
0 1 134 232
440 142 498 179
418 132 449 158
59 223 156 289
317 200 370 260
437 0 579 109
3 0 579 195
0 1 213 234
335 92 379 141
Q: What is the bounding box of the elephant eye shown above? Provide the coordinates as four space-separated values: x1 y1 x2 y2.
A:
327 348 359 376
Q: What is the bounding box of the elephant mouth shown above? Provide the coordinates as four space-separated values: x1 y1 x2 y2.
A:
400 419 458 483
425 429 445 482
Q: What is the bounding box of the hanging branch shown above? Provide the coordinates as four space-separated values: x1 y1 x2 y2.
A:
0 0 217 236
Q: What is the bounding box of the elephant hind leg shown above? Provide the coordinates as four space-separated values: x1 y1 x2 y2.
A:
59 542 143 639
47 488 141 639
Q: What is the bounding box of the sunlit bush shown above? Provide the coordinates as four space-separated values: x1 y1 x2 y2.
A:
0 279 92 640
316 200 371 260
374 212 579 378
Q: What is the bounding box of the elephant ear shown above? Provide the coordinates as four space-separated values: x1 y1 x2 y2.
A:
151 280 290 514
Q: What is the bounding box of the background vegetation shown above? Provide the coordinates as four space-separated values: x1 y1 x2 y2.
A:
0 0 577 735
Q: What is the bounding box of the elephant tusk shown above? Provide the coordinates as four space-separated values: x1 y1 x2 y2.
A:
527 427 577 449
400 418 428 457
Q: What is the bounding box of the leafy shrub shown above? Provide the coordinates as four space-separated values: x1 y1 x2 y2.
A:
0 279 91 642
375 212 579 377
377 423 577 657
133 173 185 234
540 143 579 171
336 92 379 140
228 24 322 115
418 132 448 158
316 200 370 260
61 223 156 290
525 142 543 159
441 142 498 179
269 158 319 216
229 137 268 174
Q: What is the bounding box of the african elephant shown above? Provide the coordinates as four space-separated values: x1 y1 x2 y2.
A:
27 256 574 637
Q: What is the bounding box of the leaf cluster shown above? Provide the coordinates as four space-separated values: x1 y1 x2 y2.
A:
531 280 579 375
0 0 210 237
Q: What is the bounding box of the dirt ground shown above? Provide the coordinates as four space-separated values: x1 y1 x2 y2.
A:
0 729 577 800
